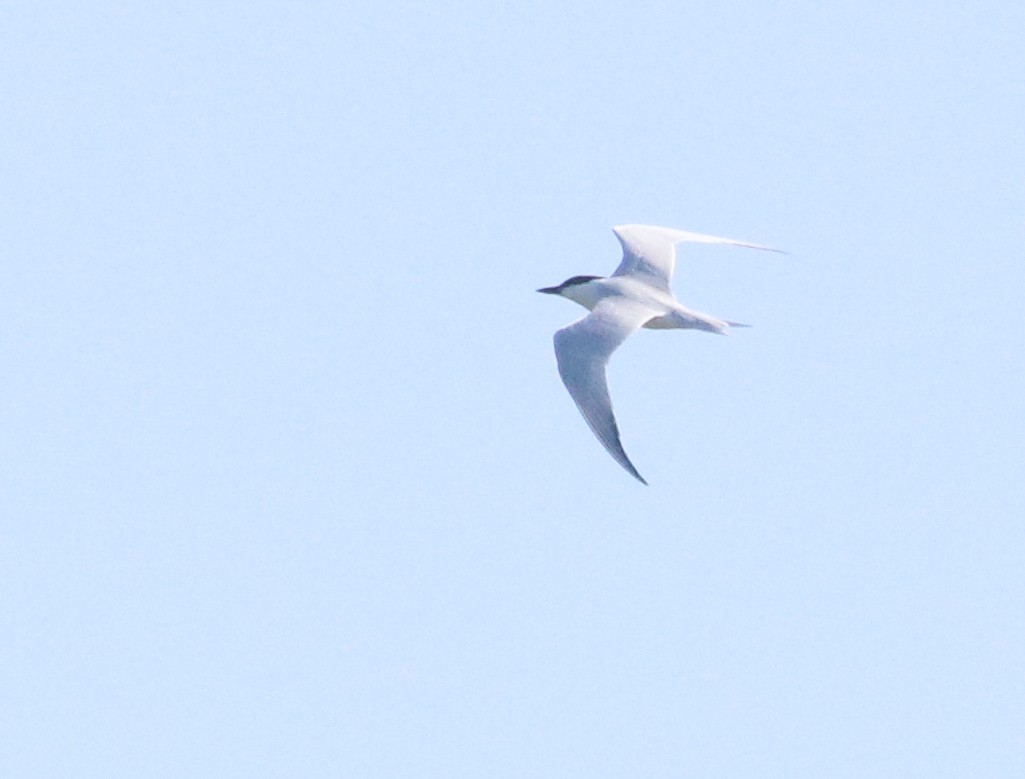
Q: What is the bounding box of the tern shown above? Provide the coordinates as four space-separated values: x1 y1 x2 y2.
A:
538 224 780 485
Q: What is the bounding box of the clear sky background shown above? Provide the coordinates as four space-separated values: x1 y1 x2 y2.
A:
3 1 1024 776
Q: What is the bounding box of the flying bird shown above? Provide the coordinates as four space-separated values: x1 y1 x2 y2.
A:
538 224 781 484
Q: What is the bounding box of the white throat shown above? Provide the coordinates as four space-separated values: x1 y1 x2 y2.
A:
559 279 608 310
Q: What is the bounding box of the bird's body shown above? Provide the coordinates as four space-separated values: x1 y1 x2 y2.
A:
554 273 735 333
539 224 780 484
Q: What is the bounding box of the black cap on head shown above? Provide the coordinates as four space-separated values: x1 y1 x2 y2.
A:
536 275 602 294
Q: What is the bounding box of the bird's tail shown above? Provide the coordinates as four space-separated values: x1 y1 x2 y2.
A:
725 320 751 328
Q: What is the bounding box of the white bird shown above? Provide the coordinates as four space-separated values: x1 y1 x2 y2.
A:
538 224 781 484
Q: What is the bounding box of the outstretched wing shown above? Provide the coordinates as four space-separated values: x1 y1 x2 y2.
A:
611 224 782 293
553 297 660 484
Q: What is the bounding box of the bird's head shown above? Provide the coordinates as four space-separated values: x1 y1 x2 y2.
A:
537 275 604 306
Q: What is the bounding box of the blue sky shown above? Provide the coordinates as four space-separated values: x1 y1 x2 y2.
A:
3 1 1024 776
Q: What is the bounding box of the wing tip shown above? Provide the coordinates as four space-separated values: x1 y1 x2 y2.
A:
607 436 649 485
737 242 788 255
612 224 785 254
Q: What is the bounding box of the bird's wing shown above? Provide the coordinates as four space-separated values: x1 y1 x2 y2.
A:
553 297 661 484
611 224 782 293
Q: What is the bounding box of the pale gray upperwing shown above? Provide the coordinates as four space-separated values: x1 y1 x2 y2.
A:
611 224 781 293
552 297 661 484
